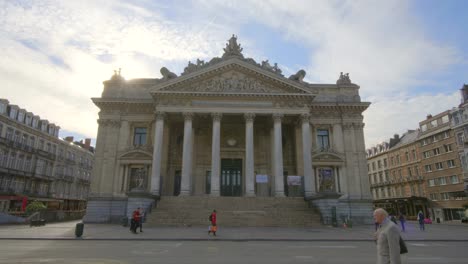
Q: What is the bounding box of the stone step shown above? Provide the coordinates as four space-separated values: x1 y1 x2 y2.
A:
145 196 322 227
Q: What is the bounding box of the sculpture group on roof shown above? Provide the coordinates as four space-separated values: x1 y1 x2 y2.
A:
156 35 312 84
336 72 352 85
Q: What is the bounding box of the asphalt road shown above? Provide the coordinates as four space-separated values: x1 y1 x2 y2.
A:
0 240 467 264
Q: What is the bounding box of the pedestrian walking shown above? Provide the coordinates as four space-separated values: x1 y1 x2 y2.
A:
390 214 398 225
138 207 145 233
374 208 402 264
417 210 425 231
399 214 406 232
208 209 217 236
130 207 141 234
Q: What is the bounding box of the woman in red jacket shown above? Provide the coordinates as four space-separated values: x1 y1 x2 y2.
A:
208 209 217 236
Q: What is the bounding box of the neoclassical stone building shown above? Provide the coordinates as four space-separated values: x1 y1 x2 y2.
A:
85 36 373 224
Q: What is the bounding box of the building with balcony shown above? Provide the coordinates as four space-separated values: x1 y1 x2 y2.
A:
450 84 468 196
0 98 94 217
418 111 465 221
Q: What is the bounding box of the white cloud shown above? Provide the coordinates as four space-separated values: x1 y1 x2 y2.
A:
0 0 464 147
364 92 460 147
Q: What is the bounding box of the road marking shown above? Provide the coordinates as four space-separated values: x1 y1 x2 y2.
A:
288 245 356 249
409 243 428 247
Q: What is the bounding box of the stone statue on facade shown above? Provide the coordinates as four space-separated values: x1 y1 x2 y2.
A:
222 34 244 59
110 68 124 81
336 72 352 85
160 67 178 80
288 69 306 82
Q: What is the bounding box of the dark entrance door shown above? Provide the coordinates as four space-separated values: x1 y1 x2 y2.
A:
221 159 242 196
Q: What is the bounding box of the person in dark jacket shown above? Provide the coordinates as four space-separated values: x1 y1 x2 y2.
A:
130 207 141 234
399 214 406 232
417 211 425 231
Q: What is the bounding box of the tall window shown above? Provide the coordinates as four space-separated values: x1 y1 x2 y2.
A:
316 129 329 150
444 144 452 152
134 127 147 146
447 160 455 168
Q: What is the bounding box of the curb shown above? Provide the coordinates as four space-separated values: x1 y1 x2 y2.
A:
1 237 467 242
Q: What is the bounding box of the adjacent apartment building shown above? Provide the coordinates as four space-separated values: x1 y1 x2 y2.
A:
450 84 468 196
418 111 465 221
0 98 94 216
368 130 428 219
368 104 467 222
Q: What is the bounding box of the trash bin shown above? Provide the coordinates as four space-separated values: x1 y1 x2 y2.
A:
75 223 84 238
436 217 440 223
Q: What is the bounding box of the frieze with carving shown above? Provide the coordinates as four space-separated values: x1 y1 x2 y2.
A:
163 71 290 93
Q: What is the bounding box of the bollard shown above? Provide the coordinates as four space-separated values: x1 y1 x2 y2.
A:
75 223 84 238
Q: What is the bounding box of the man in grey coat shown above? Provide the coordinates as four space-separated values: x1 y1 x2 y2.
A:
374 208 401 264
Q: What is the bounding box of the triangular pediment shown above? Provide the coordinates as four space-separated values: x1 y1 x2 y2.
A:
151 59 315 95
119 149 152 160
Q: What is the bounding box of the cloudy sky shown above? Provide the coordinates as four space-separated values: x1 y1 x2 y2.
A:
1 0 467 147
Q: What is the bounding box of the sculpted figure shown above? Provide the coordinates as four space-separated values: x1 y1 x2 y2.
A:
336 72 352 85
160 67 177 80
288 69 306 82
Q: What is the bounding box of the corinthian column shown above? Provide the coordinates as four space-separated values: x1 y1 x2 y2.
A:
180 112 193 196
245 113 255 197
151 111 165 196
301 113 316 197
210 113 222 196
273 113 285 197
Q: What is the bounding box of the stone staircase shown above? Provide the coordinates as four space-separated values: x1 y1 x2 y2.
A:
145 196 322 227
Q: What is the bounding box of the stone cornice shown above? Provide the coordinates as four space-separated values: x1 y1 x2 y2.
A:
152 91 315 99
310 102 371 112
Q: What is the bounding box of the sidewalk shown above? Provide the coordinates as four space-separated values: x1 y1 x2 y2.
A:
0 220 467 241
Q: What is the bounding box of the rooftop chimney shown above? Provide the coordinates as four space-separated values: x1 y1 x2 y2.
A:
65 136 74 143
427 114 433 119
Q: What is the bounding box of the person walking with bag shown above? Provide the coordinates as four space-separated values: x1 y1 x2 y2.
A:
208 209 217 236
374 208 402 264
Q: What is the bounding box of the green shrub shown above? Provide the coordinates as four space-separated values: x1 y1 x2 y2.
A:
25 201 46 215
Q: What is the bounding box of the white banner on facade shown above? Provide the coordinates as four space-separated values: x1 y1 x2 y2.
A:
287 175 302 186
256 174 268 183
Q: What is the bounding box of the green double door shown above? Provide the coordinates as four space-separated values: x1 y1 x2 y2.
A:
220 159 242 196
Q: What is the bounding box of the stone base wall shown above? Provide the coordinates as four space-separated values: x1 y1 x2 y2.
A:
310 197 374 226
83 197 127 223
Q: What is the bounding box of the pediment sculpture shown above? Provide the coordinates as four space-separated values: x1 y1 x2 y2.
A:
336 72 353 85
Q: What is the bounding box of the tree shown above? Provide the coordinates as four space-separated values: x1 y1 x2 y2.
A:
25 201 46 215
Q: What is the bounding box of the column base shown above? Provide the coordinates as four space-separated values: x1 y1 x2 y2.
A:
210 191 220 197
179 190 191 196
245 191 256 197
275 191 286 197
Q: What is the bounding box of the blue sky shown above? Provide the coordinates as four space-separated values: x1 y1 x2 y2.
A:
0 0 467 147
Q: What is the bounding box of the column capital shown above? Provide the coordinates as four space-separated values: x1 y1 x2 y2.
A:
300 113 310 123
211 112 222 122
182 112 193 121
244 113 255 122
272 113 284 122
154 111 166 121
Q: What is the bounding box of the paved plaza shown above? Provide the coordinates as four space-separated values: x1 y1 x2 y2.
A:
0 220 467 241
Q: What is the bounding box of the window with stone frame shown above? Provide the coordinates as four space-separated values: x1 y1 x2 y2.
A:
316 129 330 150
412 149 417 160
424 164 432 172
447 159 455 168
405 151 409 161
435 162 443 170
444 144 453 153
133 127 147 146
438 177 447 185
450 175 459 184
433 148 440 156
415 166 420 176
428 179 435 187
442 115 449 123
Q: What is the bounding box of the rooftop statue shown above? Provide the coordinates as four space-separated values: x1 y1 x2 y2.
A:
288 69 306 83
110 68 124 81
222 34 244 59
336 72 352 85
160 67 177 80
